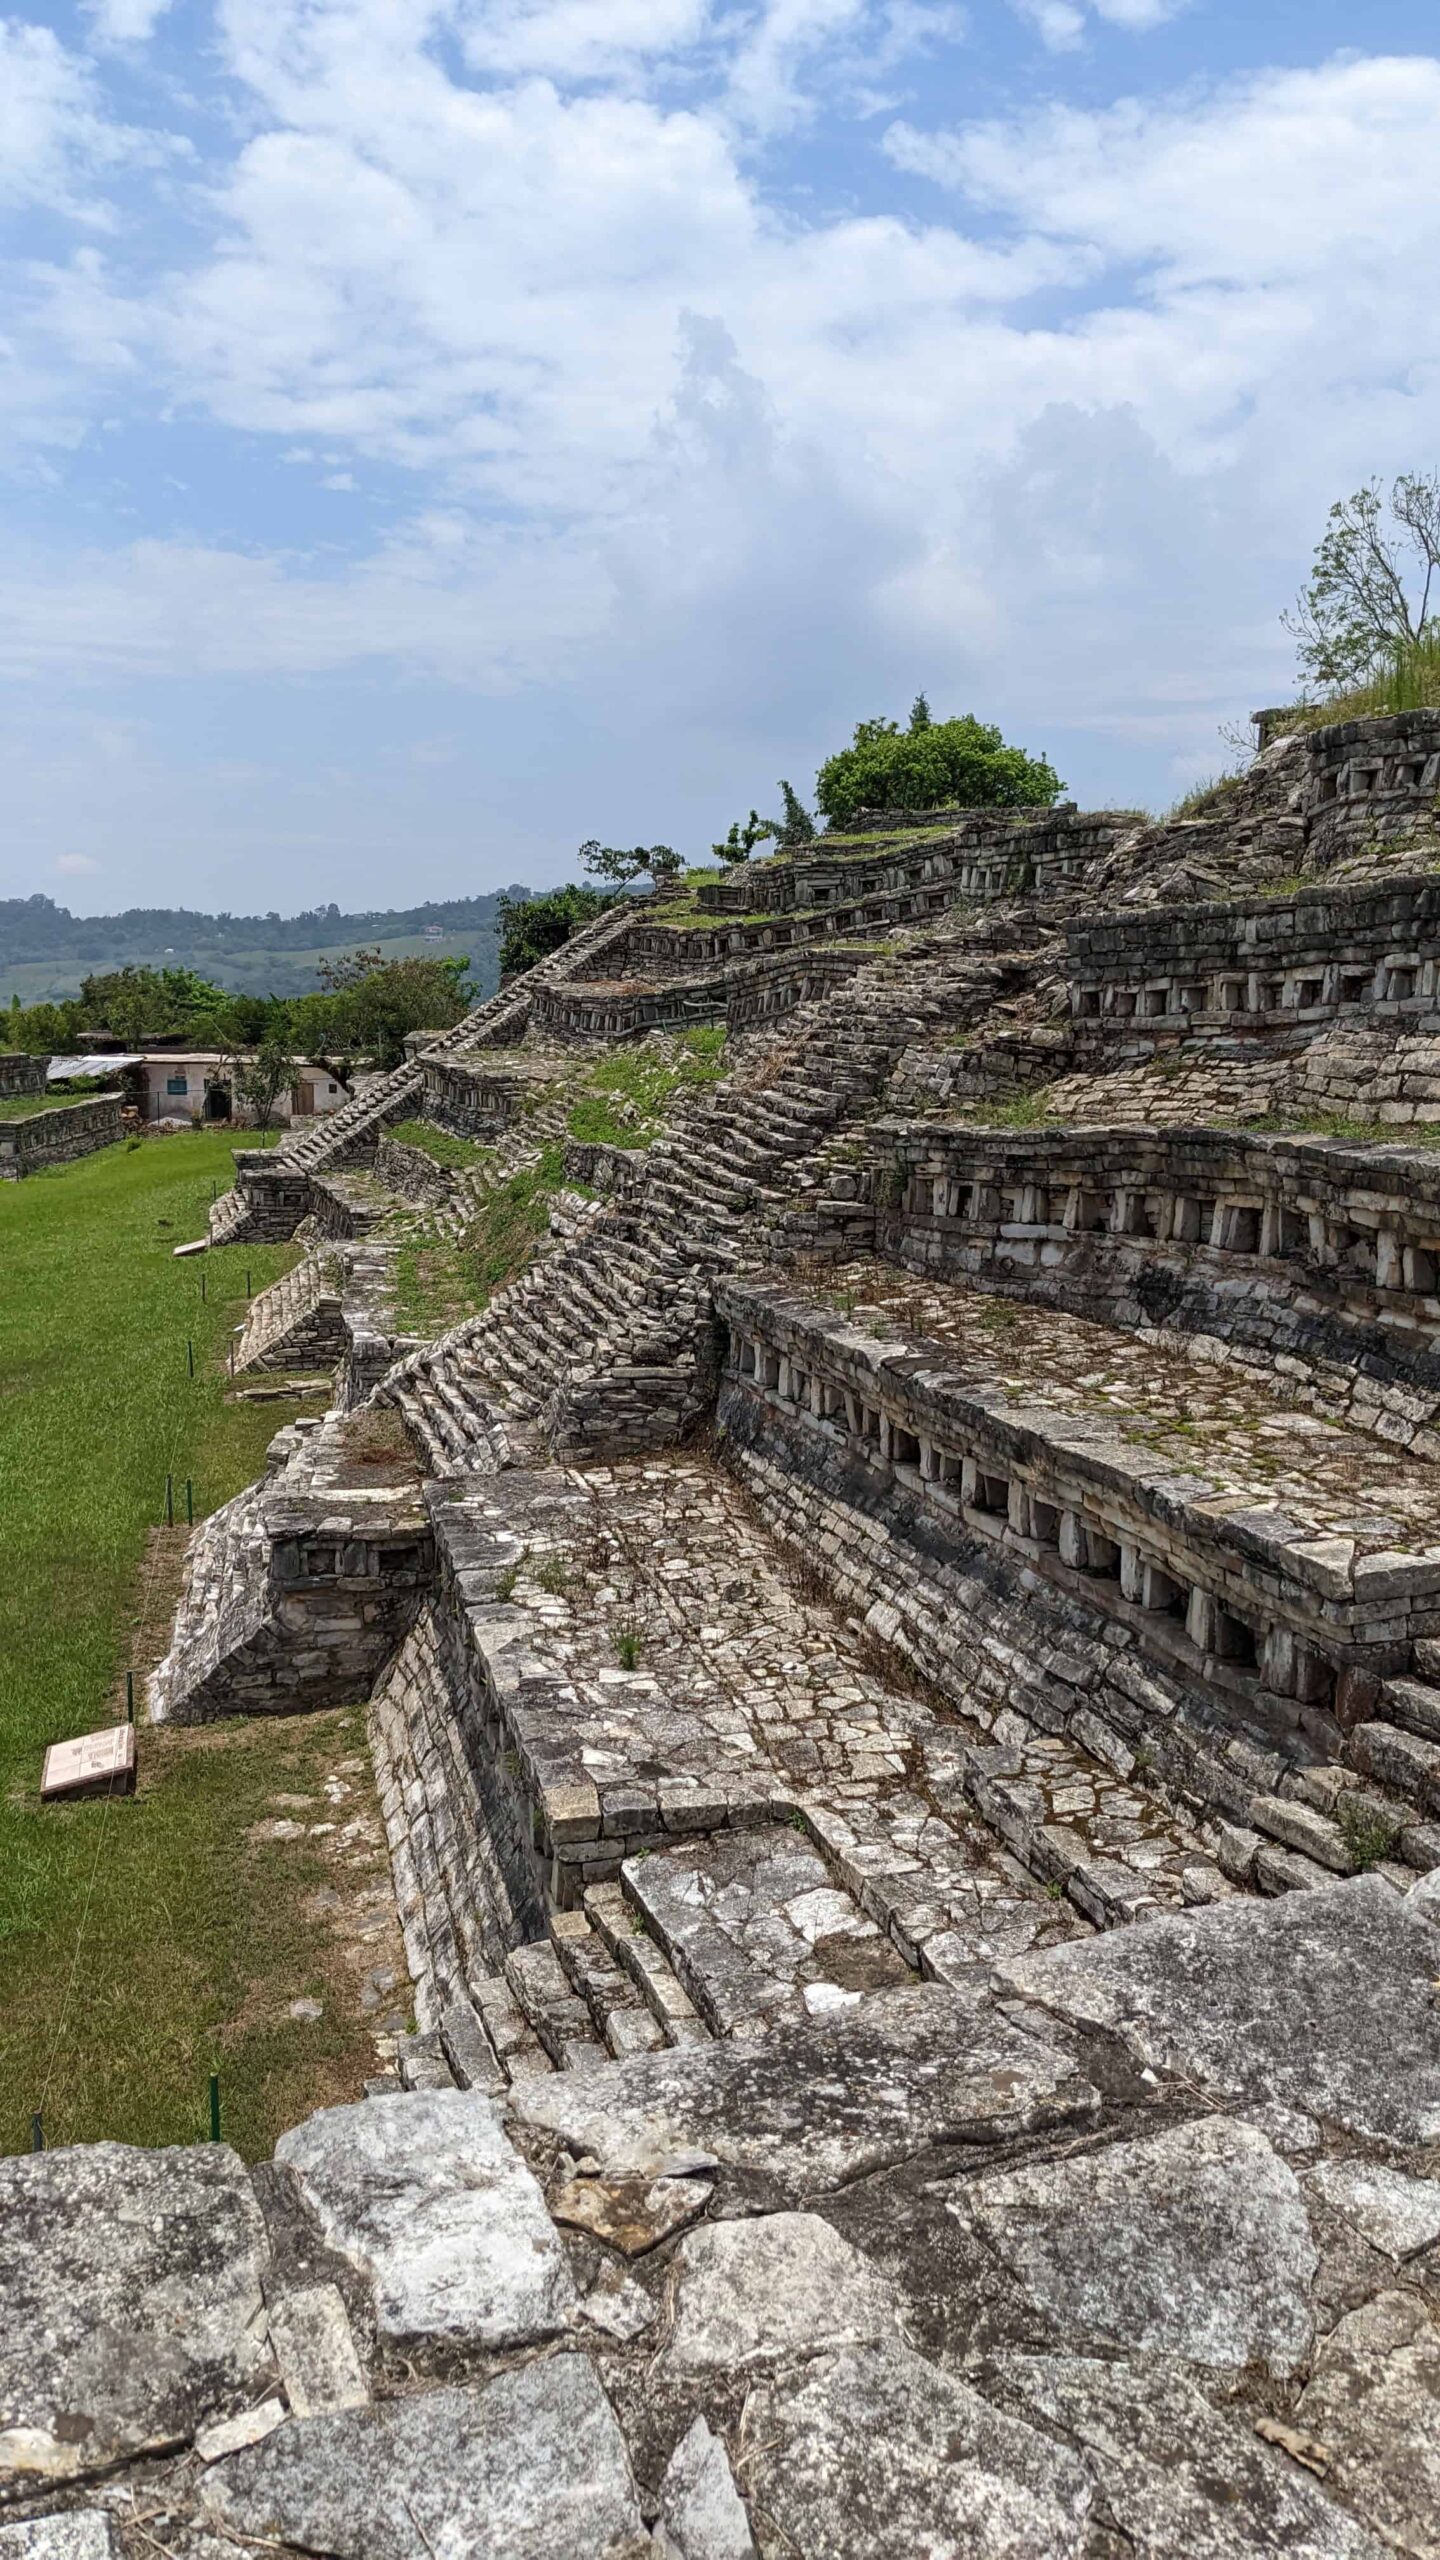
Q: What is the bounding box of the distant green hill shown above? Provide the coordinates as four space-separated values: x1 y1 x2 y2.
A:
0 888 535 1006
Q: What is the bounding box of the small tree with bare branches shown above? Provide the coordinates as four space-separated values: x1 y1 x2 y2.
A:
1286 474 1440 691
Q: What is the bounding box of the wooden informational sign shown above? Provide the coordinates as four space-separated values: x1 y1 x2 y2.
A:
41 1723 137 1801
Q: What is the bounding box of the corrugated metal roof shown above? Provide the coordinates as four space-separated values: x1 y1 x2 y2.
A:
46 1054 142 1079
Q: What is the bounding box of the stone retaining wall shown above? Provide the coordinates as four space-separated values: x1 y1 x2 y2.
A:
716 1277 1440 1739
374 1133 453 1209
0 1090 122 1177
867 1120 1440 1437
1067 875 1440 1033
1305 710 1440 869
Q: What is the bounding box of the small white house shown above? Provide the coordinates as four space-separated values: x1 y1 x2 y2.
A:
132 1054 352 1126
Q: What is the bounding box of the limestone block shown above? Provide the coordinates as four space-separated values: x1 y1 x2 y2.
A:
1304 2161 1440 2262
510 1984 1099 2203
740 2339 1094 2560
951 2117 1316 2375
1297 2291 1440 2559
665 2212 905 2376
655 2417 757 2560
994 2350 1389 2560
0 2520 122 2558
1001 1875 1440 2145
265 2283 368 2416
202 2362 646 2560
274 2092 575 2353
0 2142 270 2488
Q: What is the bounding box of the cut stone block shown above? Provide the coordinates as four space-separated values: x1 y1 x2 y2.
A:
666 2212 904 2376
1001 1875 1440 2145
202 2362 645 2559
39 1725 135 1803
656 2416 757 2560
265 2283 368 2415
274 2092 574 2353
740 2338 1094 2560
0 2520 123 2558
0 2141 269 2488
1297 2291 1440 2560
951 2117 1316 2375
510 1983 1099 2203
1304 2161 1440 2262
994 2350 1390 2560
622 1826 909 2035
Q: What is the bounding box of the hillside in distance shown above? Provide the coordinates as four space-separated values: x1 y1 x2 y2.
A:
0 887 535 1006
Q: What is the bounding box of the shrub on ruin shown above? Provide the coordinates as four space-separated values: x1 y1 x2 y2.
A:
815 705 1063 826
579 840 683 887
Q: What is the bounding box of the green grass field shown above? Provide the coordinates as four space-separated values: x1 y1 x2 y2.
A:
0 1130 401 2158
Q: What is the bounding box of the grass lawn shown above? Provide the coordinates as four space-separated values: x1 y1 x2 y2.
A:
0 1130 407 2158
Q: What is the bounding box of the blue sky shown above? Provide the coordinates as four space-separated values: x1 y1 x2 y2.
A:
2 0 1439 914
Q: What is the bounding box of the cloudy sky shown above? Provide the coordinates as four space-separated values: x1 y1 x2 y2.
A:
2 0 1438 913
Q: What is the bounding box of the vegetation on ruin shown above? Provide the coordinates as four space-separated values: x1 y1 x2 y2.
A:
1287 474 1440 694
815 701 1063 826
388 1116 489 1170
0 1129 406 2158
564 1028 728 1150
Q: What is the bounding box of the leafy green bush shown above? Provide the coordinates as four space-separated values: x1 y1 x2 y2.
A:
815 708 1062 826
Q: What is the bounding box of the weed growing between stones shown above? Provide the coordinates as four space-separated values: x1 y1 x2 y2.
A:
1337 1795 1399 1870
614 1626 645 1671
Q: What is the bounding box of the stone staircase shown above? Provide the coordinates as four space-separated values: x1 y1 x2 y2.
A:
378 936 1019 1474
232 1250 345 1373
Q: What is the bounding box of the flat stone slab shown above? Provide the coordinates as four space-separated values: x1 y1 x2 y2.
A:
657 2417 757 2560
275 2092 575 2353
666 2212 904 2376
0 2142 269 2487
952 2116 1316 2375
202 2362 647 2559
1001 1876 1440 2145
1303 2160 1440 2263
510 1985 1099 2203
0 2521 122 2558
39 1725 135 1802
1297 2290 1440 2559
992 2351 1391 2559
739 2338 1094 2559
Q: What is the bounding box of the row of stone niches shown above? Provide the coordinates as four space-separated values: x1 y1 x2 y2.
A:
885 1162 1440 1323
1071 951 1432 1027
727 1327 1372 1748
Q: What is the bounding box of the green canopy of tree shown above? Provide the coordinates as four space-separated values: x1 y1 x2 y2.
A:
496 886 620 980
815 704 1063 826
6 949 472 1073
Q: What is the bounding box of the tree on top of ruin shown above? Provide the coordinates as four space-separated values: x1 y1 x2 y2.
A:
1286 474 1440 692
580 840 683 887
815 708 1063 828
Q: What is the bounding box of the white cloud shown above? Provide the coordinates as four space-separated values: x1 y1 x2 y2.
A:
1012 0 1184 47
0 18 158 219
55 850 100 873
3 10 1440 869
86 0 175 43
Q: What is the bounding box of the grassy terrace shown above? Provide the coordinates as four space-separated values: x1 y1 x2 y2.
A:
390 1031 730 1335
0 1129 402 2159
0 1091 114 1122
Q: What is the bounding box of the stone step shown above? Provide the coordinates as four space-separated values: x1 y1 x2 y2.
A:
618 1824 914 2038
583 1881 711 2045
1345 1720 1440 1815
548 1911 667 2058
504 1940 609 2073
1382 1676 1440 1742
